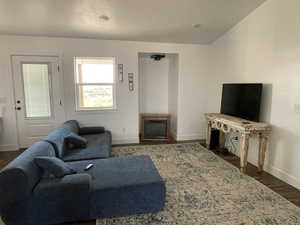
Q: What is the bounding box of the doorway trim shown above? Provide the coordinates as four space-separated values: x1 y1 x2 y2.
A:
10 53 65 149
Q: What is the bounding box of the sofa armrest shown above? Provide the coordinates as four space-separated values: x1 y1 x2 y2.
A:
32 173 92 222
79 127 105 135
34 173 91 198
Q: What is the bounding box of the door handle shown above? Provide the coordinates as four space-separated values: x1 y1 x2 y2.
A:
15 107 21 110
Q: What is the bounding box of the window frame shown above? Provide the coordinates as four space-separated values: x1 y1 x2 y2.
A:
74 57 117 112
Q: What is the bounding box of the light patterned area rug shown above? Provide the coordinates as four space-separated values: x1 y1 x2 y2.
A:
97 143 300 225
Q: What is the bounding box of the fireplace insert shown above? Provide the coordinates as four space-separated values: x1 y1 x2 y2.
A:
140 114 171 142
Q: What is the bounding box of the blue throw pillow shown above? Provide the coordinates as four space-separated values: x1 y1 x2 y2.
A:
65 132 88 149
34 157 76 178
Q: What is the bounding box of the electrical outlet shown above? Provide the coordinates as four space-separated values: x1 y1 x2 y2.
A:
294 104 300 114
122 128 126 134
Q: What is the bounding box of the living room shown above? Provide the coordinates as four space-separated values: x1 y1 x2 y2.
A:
0 0 300 225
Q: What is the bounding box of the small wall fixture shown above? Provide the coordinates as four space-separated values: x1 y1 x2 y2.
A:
99 15 110 21
150 54 165 61
128 73 134 91
193 23 202 29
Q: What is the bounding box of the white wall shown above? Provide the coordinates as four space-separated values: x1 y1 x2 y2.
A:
176 47 213 141
0 35 212 150
210 0 300 189
139 55 169 114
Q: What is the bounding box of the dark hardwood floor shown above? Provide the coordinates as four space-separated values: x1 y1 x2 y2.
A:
208 148 300 207
0 141 299 225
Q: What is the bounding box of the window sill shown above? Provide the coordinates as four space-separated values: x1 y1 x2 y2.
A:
74 108 118 115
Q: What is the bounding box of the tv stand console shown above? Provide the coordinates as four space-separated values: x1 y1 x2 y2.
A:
205 113 272 173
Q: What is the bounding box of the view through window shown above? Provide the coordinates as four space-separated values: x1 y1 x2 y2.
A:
75 57 115 110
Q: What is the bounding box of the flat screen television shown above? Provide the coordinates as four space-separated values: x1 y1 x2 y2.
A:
220 83 263 122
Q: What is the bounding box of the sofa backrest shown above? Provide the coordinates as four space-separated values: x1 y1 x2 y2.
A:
0 141 56 211
43 120 79 158
64 120 80 134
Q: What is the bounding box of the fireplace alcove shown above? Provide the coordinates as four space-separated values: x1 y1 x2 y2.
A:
138 52 179 143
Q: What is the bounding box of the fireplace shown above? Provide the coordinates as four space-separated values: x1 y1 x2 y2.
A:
140 114 171 142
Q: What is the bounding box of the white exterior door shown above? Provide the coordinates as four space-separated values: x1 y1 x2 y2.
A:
12 56 65 148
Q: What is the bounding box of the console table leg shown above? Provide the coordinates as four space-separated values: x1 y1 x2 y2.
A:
206 123 212 150
240 133 250 173
219 131 226 150
258 135 268 172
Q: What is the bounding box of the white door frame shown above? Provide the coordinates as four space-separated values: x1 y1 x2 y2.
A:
11 54 66 149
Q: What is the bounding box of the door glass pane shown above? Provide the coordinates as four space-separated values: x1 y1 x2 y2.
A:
22 64 51 118
78 85 113 108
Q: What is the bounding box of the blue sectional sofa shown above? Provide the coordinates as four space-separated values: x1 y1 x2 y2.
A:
0 121 166 225
44 120 112 161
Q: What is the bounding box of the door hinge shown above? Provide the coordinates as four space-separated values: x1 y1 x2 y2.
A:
57 65 60 72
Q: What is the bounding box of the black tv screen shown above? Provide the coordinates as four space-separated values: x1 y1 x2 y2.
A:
220 83 262 122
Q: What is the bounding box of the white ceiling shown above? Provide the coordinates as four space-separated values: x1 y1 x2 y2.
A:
0 0 266 44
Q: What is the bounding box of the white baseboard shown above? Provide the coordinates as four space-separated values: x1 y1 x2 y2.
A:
176 132 205 141
0 144 19 152
112 137 139 145
264 164 300 190
237 151 300 190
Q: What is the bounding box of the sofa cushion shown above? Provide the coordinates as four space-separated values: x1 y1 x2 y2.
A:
65 132 88 149
67 155 166 218
35 157 76 178
62 131 111 162
0 141 56 210
44 121 79 158
79 127 105 135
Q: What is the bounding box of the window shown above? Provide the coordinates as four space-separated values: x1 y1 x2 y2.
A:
74 57 116 110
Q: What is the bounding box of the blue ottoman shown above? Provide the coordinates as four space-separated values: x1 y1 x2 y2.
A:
68 155 166 219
